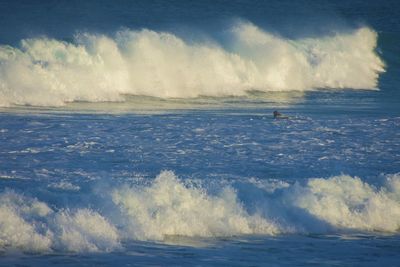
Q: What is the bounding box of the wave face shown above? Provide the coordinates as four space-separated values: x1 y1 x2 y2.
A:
1 171 399 252
0 22 385 107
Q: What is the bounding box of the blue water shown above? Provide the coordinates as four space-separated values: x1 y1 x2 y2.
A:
1 1 400 266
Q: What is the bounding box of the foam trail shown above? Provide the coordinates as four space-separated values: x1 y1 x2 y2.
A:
0 22 385 107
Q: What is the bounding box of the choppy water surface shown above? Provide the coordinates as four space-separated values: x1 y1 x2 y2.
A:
0 104 399 266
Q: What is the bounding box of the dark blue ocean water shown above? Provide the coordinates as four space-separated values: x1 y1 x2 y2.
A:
0 1 399 266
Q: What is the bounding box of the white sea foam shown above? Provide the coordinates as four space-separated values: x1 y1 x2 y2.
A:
286 174 400 232
111 172 400 239
0 191 52 252
112 171 280 240
0 22 384 107
53 209 120 252
48 181 80 191
1 172 398 252
0 191 119 252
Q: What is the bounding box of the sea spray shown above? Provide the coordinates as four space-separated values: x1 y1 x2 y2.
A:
290 174 400 232
0 22 385 107
0 191 53 252
0 191 120 252
0 172 399 253
111 170 280 240
53 209 120 252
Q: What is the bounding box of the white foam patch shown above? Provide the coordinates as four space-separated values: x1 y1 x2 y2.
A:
112 171 280 240
0 172 398 252
0 206 52 252
289 174 400 232
0 191 119 253
54 209 120 252
0 22 385 107
0 191 52 252
48 181 80 191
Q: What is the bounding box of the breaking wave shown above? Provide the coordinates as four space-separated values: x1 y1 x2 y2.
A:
1 171 399 253
0 22 385 107
0 190 119 253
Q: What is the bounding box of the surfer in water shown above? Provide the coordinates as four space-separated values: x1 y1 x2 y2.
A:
273 110 289 119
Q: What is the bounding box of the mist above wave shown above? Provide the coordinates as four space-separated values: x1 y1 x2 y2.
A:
0 22 385 107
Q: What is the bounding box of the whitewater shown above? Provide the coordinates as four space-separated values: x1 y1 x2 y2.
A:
1 111 399 259
0 22 384 107
1 1 399 266
1 171 400 252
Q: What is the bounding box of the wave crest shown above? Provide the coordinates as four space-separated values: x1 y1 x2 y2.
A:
112 171 280 240
1 172 399 252
0 22 385 107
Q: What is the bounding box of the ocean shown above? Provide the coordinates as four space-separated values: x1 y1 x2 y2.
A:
0 0 399 266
